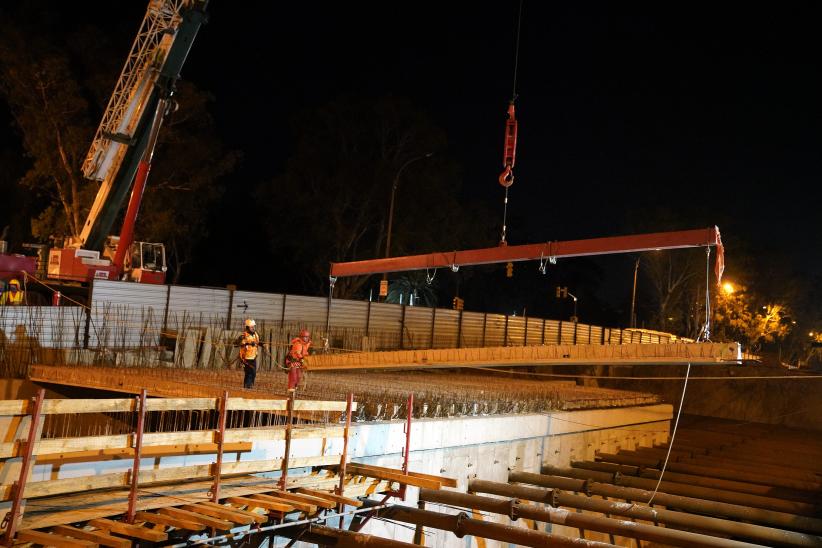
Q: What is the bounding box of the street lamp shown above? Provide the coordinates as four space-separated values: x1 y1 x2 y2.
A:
630 256 640 328
384 152 434 261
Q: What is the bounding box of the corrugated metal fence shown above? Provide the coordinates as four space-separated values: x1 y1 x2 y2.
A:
0 280 678 374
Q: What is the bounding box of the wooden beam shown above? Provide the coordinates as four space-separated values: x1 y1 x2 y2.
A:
343 463 457 488
17 529 96 547
226 398 287 411
41 399 137 415
135 511 205 532
295 488 363 507
180 503 251 525
51 525 132 548
144 398 217 412
35 442 252 464
198 501 267 523
0 400 27 416
157 507 233 530
88 518 168 543
345 464 442 490
259 490 336 509
226 496 297 513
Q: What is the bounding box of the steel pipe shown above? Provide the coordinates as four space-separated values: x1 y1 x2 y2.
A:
541 464 820 516
580 459 820 503
510 471 822 535
384 504 617 547
421 487 761 548
472 479 822 547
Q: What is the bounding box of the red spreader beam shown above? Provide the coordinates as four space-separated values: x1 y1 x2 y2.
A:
330 226 724 280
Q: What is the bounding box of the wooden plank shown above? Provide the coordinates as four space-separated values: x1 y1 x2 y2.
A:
35 435 131 456
0 400 28 416
223 427 284 444
241 495 317 514
144 398 217 412
51 525 132 548
226 398 287 411
292 400 352 412
345 464 442 490
41 399 136 415
198 501 267 523
17 529 96 547
157 507 233 530
296 488 362 507
259 490 336 509
135 511 205 532
88 518 167 543
181 503 251 525
139 464 213 484
35 442 252 464
221 425 344 444
348 463 458 488
227 496 297 513
142 430 213 446
19 472 130 500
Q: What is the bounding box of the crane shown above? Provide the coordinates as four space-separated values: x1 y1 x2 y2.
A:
46 0 209 285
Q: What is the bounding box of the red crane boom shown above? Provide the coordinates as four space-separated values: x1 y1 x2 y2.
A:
330 227 725 284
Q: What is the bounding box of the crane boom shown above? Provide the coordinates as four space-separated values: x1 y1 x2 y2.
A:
78 0 208 251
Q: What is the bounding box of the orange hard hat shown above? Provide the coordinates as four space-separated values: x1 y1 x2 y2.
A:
299 329 310 338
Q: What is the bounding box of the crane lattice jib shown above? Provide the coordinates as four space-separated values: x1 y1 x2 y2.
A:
81 0 187 182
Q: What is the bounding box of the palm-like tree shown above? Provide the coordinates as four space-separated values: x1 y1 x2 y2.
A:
386 272 438 307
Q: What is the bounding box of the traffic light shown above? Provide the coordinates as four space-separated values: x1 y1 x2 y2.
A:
452 296 464 310
555 286 568 299
505 262 514 278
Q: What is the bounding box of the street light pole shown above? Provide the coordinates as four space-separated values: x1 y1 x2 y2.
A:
385 152 434 261
382 152 433 298
630 256 640 328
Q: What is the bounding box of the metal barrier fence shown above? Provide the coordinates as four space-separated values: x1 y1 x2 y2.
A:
0 280 680 375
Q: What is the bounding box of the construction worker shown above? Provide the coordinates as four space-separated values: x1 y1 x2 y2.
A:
236 318 263 389
0 279 24 306
285 328 312 391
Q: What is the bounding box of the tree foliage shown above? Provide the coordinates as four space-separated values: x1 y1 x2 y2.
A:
259 95 489 298
137 83 240 283
0 16 95 240
713 286 793 350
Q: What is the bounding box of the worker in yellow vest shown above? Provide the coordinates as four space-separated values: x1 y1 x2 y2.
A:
236 318 264 389
0 279 24 306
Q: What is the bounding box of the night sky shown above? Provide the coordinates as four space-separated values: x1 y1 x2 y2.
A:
1 2 820 324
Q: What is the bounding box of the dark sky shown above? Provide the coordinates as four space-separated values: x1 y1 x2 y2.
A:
2 2 820 323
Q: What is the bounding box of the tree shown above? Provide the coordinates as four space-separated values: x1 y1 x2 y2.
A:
713 285 793 350
0 18 95 241
386 273 438 307
136 82 240 283
259 95 483 298
641 248 705 335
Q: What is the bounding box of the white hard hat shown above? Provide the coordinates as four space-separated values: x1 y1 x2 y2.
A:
244 318 256 328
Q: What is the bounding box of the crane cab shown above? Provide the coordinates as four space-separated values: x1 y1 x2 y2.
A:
126 241 166 284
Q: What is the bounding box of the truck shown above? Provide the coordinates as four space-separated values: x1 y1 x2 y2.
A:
0 0 208 303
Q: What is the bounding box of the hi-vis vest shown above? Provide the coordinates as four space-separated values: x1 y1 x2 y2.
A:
0 289 23 305
239 331 260 361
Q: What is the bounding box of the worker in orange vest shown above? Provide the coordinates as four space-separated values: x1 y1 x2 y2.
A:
0 279 24 306
237 318 264 389
286 328 312 391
